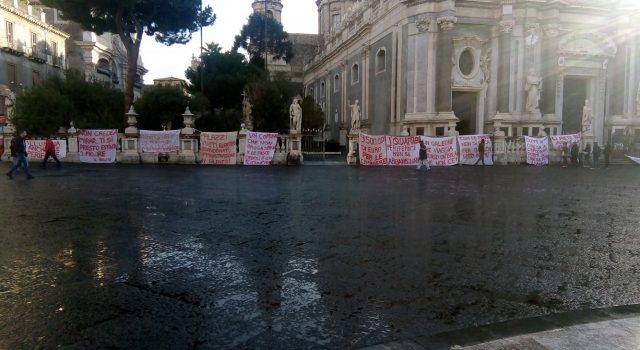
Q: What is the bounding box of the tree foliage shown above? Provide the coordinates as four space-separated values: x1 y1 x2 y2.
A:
133 86 189 130
300 96 325 130
41 0 216 116
246 74 294 134
13 71 124 136
233 13 293 68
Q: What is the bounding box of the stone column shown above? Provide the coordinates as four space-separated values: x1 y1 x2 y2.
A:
497 19 514 114
436 16 457 116
66 122 79 163
179 107 196 164
425 18 438 116
541 24 561 116
120 106 141 164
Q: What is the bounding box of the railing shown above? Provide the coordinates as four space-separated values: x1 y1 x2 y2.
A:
505 136 526 165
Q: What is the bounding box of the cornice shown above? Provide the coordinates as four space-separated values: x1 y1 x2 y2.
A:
0 3 69 38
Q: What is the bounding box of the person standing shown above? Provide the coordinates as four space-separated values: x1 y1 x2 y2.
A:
6 131 34 180
416 140 430 170
592 142 601 168
42 136 61 168
474 139 486 165
561 142 569 167
582 143 591 167
603 143 611 168
570 142 579 166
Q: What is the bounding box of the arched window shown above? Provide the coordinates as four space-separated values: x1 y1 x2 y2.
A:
334 74 340 93
351 64 359 84
376 48 386 74
458 48 475 76
97 58 110 74
320 81 326 98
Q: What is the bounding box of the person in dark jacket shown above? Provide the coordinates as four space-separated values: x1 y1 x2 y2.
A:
561 142 569 167
570 142 579 166
592 142 601 168
42 136 61 168
416 140 430 170
6 131 33 180
582 143 591 167
474 139 486 165
603 143 611 168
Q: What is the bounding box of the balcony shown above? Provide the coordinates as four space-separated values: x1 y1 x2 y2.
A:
0 40 25 56
26 47 46 64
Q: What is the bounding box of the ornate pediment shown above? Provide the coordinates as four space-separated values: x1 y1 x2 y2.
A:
558 31 617 57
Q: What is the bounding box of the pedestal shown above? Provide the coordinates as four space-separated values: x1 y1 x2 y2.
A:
1 134 13 161
493 134 507 165
347 133 359 165
65 136 80 162
118 135 140 164
286 134 303 165
179 137 197 164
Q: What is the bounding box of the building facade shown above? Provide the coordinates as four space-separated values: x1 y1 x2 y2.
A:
302 0 640 149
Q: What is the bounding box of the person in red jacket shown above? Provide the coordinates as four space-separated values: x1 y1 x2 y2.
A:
42 136 61 168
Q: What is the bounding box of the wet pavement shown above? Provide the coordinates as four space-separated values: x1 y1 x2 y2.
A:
0 163 639 349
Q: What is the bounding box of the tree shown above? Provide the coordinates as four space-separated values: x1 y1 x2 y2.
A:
233 13 293 69
246 74 294 133
133 86 189 130
300 96 325 130
185 43 263 110
13 71 124 136
41 0 215 118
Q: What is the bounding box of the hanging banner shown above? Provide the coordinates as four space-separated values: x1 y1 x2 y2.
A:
550 134 581 150
200 132 237 165
525 136 549 166
458 135 494 165
359 133 387 166
420 136 459 166
25 140 67 160
140 129 180 153
626 155 640 165
79 129 118 163
244 131 278 165
385 135 420 165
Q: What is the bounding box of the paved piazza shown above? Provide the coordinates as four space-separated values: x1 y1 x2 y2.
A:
0 164 639 349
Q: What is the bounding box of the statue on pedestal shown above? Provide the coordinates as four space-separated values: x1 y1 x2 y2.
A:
350 99 360 131
525 68 542 113
289 97 302 133
582 99 593 133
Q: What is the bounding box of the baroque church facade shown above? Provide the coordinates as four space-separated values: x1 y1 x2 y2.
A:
297 0 640 149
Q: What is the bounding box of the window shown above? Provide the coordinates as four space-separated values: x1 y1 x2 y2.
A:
32 70 40 86
459 48 474 76
320 81 326 98
51 41 58 57
351 64 359 84
7 63 16 85
331 14 341 31
6 21 13 47
30 32 38 56
333 74 340 93
416 127 425 136
376 48 386 74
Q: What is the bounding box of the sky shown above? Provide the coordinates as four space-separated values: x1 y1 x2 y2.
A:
140 0 318 84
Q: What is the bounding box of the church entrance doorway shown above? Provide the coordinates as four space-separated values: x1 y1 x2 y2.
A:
452 91 477 135
562 76 589 134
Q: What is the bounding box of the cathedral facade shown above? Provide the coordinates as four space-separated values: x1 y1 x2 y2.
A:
302 0 640 149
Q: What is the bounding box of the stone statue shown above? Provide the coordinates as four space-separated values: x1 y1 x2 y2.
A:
525 68 542 113
350 99 360 131
242 90 253 131
582 99 593 133
289 97 302 132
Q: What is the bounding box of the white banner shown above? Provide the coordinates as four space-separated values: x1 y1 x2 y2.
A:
25 140 67 160
420 136 459 166
359 133 387 166
244 131 278 165
525 136 549 166
626 155 640 165
550 134 581 150
140 129 180 153
385 135 420 165
200 132 237 165
458 135 494 165
79 129 118 163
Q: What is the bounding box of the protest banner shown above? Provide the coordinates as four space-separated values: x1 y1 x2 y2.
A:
140 130 180 153
79 129 118 163
26 139 67 160
420 136 459 166
626 155 640 165
458 135 494 165
244 131 278 165
525 136 549 166
359 133 387 165
550 134 581 150
200 132 237 165
385 135 420 165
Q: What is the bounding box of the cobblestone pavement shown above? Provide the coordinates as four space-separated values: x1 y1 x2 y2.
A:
0 164 639 349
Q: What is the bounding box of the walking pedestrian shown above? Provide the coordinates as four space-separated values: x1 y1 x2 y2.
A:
603 143 611 168
474 139 486 165
570 142 579 166
42 136 61 168
561 142 569 167
592 142 601 168
6 131 34 180
416 140 430 170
